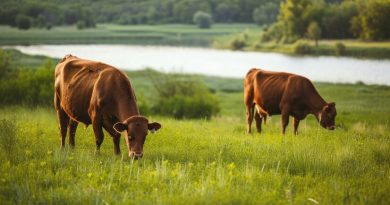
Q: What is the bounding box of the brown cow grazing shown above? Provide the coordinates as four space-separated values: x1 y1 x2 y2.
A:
54 55 161 159
244 68 337 135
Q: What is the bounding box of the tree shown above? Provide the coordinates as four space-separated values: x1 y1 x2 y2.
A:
252 2 279 26
307 21 321 46
358 0 390 40
215 3 239 23
278 0 312 42
193 11 212 29
15 14 32 30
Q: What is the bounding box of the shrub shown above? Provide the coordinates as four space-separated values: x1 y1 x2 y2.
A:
293 42 313 55
0 119 18 158
151 75 219 119
335 42 346 56
193 11 212 29
0 58 54 106
307 21 321 47
229 36 246 50
15 14 31 30
76 20 86 30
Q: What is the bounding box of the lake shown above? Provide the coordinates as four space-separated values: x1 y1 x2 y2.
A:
6 45 390 85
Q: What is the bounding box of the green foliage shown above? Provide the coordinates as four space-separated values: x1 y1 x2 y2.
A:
76 20 85 30
151 75 220 119
252 2 279 26
229 34 247 50
15 14 32 30
0 49 11 78
307 21 321 47
0 0 284 27
334 42 346 56
356 0 390 40
0 118 18 159
0 50 54 106
293 41 312 54
193 11 212 29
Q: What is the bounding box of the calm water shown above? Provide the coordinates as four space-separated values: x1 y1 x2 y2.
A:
6 45 390 85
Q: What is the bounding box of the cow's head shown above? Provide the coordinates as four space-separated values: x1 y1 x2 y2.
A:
319 102 337 130
113 116 161 159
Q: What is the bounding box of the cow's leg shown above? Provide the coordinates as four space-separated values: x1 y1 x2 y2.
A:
103 120 121 155
56 108 69 149
254 111 262 133
91 114 104 151
281 105 290 135
293 117 300 135
245 103 255 134
68 120 78 147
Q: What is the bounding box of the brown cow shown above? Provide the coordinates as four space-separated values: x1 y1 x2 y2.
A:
54 55 161 158
244 68 337 135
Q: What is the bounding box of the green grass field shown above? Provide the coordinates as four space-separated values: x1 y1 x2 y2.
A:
0 24 261 47
1 72 389 204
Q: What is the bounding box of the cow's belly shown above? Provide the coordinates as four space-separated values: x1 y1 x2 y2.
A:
61 85 93 125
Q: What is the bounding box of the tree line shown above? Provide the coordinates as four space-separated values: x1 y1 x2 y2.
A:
261 0 390 42
0 0 281 29
0 0 388 41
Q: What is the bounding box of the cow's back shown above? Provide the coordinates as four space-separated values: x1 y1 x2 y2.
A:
252 69 319 115
55 56 114 124
252 70 290 114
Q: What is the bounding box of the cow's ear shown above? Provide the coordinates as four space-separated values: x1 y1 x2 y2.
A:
148 122 161 134
329 102 336 107
113 122 127 133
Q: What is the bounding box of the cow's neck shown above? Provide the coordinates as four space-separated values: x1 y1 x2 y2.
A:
308 93 327 122
117 99 140 122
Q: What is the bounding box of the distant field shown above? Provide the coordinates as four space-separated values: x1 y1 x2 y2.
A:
0 24 261 47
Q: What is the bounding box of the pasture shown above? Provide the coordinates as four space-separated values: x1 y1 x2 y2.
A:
1 75 389 204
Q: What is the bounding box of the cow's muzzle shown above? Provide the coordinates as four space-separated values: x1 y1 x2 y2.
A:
327 125 335 130
129 151 143 159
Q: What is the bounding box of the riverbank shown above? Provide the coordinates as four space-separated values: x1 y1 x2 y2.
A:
212 33 390 59
0 24 260 47
1 23 389 59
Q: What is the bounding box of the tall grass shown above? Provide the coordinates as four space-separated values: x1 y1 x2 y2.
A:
1 81 389 204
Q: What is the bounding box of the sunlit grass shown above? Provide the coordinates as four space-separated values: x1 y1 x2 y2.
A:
1 81 390 204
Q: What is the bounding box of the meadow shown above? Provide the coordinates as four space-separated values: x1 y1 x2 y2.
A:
0 24 261 47
1 67 390 204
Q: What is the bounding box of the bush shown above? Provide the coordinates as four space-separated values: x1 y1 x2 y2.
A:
193 11 212 29
0 119 18 158
0 57 54 106
293 42 313 55
229 36 246 50
335 42 346 56
76 20 86 30
15 14 32 30
151 75 219 119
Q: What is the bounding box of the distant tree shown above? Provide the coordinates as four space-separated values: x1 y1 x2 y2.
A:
215 3 239 23
173 0 210 23
307 21 321 46
33 14 45 28
358 0 390 40
193 11 212 29
278 0 312 42
15 14 32 30
252 2 279 26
